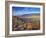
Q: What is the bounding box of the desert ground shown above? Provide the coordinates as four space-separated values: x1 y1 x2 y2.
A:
12 14 40 31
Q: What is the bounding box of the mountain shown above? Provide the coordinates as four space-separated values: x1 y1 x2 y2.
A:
21 13 40 16
15 13 40 17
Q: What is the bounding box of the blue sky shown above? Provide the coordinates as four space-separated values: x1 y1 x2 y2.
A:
12 7 40 16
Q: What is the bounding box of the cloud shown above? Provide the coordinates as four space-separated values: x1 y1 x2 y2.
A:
12 7 40 16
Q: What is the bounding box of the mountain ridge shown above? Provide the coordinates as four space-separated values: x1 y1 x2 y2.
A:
14 13 40 17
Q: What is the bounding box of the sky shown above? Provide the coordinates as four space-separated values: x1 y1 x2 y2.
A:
12 7 40 16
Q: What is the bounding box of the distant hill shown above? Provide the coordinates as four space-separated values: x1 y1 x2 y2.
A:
15 13 40 19
13 13 40 19
21 13 40 16
15 13 40 17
